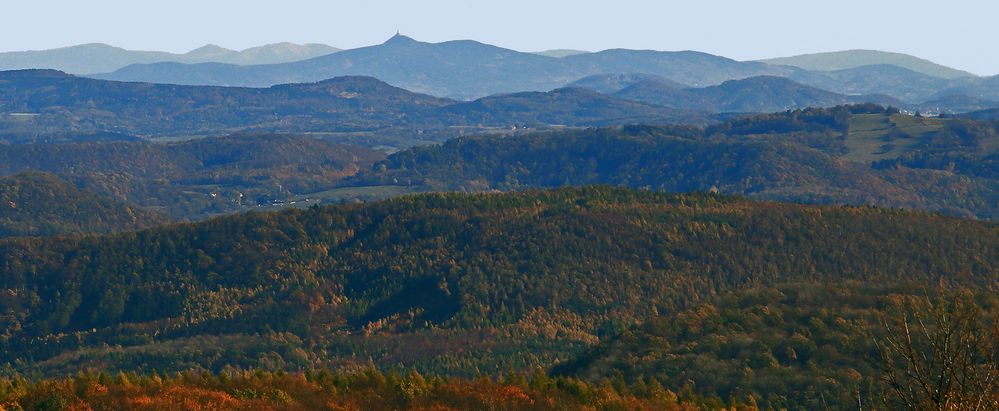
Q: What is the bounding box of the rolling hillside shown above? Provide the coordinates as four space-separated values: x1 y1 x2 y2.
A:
3 187 998 379
761 49 975 79
789 64 957 102
566 73 685 95
554 283 998 409
0 172 167 237
612 76 898 113
439 87 705 126
935 74 999 102
5 100 996 220
0 70 697 144
562 49 793 88
961 107 999 121
0 70 453 140
352 105 999 219
0 134 385 218
917 94 999 114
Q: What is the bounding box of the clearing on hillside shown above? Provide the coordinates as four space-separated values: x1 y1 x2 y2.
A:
844 113 947 163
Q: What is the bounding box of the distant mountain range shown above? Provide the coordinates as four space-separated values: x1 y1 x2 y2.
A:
3 69 996 148
93 34 793 99
3 36 996 109
0 70 700 145
0 42 340 74
567 74 980 114
0 70 446 140
83 35 999 106
760 49 975 79
785 64 960 102
611 76 902 113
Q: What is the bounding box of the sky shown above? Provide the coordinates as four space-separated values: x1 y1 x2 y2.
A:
2 0 996 75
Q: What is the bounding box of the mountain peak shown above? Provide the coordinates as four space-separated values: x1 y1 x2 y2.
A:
186 44 236 58
384 33 419 45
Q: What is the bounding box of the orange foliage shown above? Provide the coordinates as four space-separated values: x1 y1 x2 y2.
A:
2 369 743 410
126 387 242 410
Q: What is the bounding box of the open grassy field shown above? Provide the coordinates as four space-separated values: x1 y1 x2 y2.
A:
843 113 947 163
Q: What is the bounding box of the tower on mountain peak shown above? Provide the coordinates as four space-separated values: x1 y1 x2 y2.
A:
385 32 417 44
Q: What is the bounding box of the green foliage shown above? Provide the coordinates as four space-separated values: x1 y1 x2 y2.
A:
0 172 166 237
357 106 999 218
1 187 998 378
0 369 704 410
614 76 884 114
0 70 693 146
0 71 453 140
0 134 384 219
439 87 703 127
553 284 999 410
874 119 999 178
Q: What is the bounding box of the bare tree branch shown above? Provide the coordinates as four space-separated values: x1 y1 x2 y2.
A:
876 293 999 410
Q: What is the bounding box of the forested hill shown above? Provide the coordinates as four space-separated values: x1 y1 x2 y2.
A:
0 134 385 219
0 172 167 237
354 105 999 219
0 70 453 140
0 70 696 144
553 283 999 409
612 75 899 113
3 187 998 377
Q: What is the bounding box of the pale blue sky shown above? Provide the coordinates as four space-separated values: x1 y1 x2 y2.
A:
3 0 995 75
